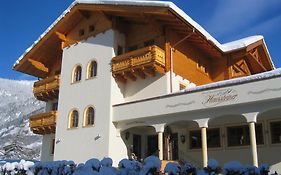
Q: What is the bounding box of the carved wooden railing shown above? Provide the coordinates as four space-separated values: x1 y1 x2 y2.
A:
29 111 57 135
33 75 60 101
112 45 166 82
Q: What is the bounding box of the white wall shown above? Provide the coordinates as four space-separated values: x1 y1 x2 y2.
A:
55 30 116 163
41 134 55 161
124 73 169 102
53 29 128 165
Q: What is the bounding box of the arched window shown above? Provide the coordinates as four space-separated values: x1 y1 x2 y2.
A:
84 106 95 126
69 110 79 128
87 61 97 79
72 65 82 83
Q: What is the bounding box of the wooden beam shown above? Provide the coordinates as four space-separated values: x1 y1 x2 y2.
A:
28 59 49 73
124 71 137 81
134 68 146 79
55 31 67 41
113 74 127 83
143 67 156 77
246 53 266 72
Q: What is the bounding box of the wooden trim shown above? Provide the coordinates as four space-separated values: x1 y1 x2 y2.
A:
112 45 166 82
29 111 57 135
33 75 60 101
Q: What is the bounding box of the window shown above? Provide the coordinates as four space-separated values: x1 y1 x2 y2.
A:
270 121 281 144
72 65 82 83
69 110 79 128
87 61 97 79
84 106 95 126
190 128 220 149
51 139 55 155
227 123 263 147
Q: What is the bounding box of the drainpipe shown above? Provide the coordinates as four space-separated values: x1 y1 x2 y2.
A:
170 28 195 93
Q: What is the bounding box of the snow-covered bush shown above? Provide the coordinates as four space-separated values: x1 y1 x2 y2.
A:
0 157 278 175
224 161 244 175
139 156 161 175
164 162 181 175
180 162 196 175
33 160 75 175
0 160 34 175
203 159 221 175
118 159 141 175
243 165 260 175
259 164 269 175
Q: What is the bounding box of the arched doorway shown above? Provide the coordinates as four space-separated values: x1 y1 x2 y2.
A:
121 126 157 161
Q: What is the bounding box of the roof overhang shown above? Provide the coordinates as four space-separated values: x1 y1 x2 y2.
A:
13 0 275 78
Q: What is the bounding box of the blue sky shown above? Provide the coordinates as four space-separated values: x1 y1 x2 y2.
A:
0 0 280 80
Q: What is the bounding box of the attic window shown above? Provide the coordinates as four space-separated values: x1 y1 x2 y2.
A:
89 25 95 32
79 29 85 36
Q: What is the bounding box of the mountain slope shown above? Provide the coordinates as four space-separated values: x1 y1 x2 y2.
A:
0 78 44 160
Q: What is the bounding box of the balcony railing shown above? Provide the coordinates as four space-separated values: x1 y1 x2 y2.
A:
33 75 60 101
112 45 166 82
29 111 57 135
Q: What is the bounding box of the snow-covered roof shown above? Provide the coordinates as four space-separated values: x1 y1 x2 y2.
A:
181 68 281 94
13 0 272 68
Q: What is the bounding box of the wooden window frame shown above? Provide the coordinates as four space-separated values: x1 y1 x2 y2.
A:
269 120 281 144
71 64 82 83
86 60 97 80
83 106 95 127
68 109 79 129
226 123 264 147
189 128 221 150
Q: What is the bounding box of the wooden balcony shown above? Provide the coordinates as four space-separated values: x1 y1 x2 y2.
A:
29 111 57 135
33 75 60 101
112 45 166 83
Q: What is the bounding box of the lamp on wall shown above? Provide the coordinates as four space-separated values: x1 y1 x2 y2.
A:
125 132 130 140
180 134 186 143
55 139 61 144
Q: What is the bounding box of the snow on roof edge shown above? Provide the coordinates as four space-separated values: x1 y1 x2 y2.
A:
13 0 271 68
180 68 281 94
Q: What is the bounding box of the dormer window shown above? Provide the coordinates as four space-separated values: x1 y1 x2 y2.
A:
87 60 97 79
72 65 82 83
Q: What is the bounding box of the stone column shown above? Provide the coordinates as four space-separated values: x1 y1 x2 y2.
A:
243 112 259 167
249 122 258 167
158 132 164 160
201 127 208 167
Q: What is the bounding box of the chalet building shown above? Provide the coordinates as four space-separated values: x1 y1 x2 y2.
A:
13 0 281 172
